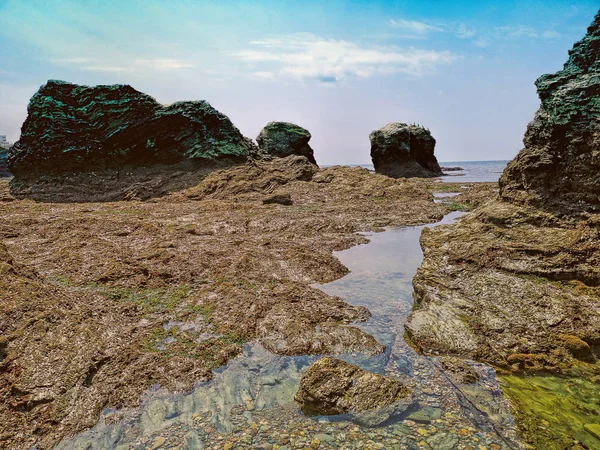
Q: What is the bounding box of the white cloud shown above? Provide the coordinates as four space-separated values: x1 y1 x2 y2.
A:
496 26 560 39
50 58 195 73
234 33 457 83
454 23 476 39
389 19 475 40
389 19 442 35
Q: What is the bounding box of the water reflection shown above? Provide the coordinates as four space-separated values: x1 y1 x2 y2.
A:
58 212 522 449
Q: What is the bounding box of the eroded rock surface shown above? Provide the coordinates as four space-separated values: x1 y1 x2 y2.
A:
0 157 445 449
294 357 409 415
499 12 600 214
405 12 600 374
370 123 442 178
256 122 317 165
8 80 256 201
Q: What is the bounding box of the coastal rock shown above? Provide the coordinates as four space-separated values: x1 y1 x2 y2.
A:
370 123 442 178
8 80 255 200
405 13 600 376
263 193 293 205
0 147 10 177
256 122 317 165
499 12 600 214
438 356 479 384
294 356 409 415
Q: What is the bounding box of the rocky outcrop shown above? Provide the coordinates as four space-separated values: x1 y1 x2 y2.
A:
0 147 10 177
8 80 256 200
370 123 442 178
499 12 600 214
405 12 600 374
294 357 409 416
256 122 317 165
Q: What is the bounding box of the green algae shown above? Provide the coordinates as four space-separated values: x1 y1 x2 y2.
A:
500 373 600 449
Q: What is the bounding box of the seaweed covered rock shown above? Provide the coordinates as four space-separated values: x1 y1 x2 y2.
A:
500 12 600 214
405 12 600 377
294 356 409 416
8 80 256 200
256 122 317 165
0 147 10 177
370 123 442 178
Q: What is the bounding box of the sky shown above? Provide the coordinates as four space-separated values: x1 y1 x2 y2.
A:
0 1 598 165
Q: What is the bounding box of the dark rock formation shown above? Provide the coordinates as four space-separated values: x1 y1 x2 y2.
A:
294 356 409 416
441 166 464 172
8 80 256 200
256 122 317 165
0 147 10 177
500 12 600 214
405 12 600 378
370 123 442 178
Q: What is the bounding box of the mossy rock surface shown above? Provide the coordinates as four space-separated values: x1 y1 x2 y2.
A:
500 11 600 214
8 80 256 177
256 121 317 165
0 147 10 177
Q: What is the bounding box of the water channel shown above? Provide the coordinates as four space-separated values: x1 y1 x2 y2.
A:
58 211 522 450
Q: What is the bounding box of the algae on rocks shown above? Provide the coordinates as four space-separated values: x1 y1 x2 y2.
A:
404 11 600 448
256 122 317 165
8 80 257 201
499 11 600 215
0 147 10 178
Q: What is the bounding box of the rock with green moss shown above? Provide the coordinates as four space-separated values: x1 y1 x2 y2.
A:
9 80 256 179
370 123 442 178
0 147 10 177
405 12 600 375
294 356 409 416
500 11 600 214
256 122 317 165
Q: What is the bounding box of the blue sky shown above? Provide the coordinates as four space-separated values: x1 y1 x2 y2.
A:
0 1 598 164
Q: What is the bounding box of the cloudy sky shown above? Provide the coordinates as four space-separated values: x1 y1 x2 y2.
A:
0 0 598 164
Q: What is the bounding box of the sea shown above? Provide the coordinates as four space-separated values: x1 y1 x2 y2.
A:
329 160 510 183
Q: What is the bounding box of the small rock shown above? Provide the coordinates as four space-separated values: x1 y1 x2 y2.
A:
149 436 166 450
294 357 409 416
263 194 293 206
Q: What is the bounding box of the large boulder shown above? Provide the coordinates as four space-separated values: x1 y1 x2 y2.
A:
370 123 442 178
405 12 600 376
294 356 409 416
8 80 256 200
256 122 317 165
0 147 10 178
499 12 600 214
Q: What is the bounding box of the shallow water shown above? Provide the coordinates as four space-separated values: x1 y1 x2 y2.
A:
344 160 509 183
58 212 522 450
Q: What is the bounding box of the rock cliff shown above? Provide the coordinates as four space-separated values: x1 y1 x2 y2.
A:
256 122 317 165
370 123 442 178
405 11 600 372
500 12 600 214
8 80 256 200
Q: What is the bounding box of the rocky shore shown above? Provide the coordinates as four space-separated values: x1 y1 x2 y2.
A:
0 154 464 448
405 11 600 449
